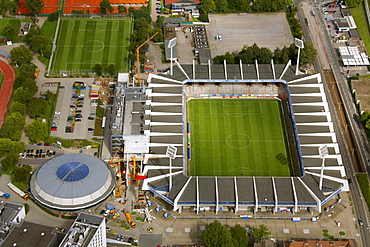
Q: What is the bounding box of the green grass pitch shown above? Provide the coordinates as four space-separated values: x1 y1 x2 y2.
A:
50 19 131 72
188 98 292 177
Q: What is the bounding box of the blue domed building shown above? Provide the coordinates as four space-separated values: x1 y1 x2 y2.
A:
30 154 115 211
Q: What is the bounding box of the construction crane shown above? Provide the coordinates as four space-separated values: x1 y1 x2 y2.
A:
109 148 124 167
135 32 158 86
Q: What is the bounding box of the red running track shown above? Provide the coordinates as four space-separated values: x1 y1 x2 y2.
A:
0 60 15 126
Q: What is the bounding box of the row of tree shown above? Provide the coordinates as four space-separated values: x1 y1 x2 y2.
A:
198 0 292 21
201 220 271 247
213 42 316 66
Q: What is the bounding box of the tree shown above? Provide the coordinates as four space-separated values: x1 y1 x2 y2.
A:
215 0 228 13
230 224 249 247
10 45 33 66
201 220 234 247
228 0 249 12
13 86 33 103
152 27 164 42
118 5 126 13
300 41 317 65
3 23 17 41
29 35 49 56
24 25 41 44
100 0 114 14
0 138 25 155
9 102 26 116
251 224 271 240
199 0 216 14
1 152 19 171
106 64 116 76
6 1 18 15
28 97 47 118
26 0 44 15
23 78 38 97
360 111 370 124
93 63 103 76
259 47 273 64
346 0 362 8
0 112 26 140
155 15 164 28
13 165 32 183
48 11 59 21
26 118 48 143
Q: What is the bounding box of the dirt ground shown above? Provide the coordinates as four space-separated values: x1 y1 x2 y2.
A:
207 13 294 57
352 78 370 111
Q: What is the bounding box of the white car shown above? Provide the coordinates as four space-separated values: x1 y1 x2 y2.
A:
54 116 60 120
55 111 61 115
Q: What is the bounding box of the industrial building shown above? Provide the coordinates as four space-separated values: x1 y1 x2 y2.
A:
110 61 348 214
30 153 116 211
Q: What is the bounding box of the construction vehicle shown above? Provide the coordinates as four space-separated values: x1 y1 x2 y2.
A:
124 211 136 228
0 191 10 199
135 32 158 86
7 183 29 200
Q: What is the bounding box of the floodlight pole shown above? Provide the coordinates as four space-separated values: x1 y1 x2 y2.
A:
170 47 173 76
319 157 325 190
296 46 301 76
169 157 172 191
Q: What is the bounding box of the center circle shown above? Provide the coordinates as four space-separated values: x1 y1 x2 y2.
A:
56 162 90 182
82 40 105 52
226 133 252 149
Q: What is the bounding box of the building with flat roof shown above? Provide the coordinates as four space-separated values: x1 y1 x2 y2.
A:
0 202 25 242
2 221 64 247
59 213 106 247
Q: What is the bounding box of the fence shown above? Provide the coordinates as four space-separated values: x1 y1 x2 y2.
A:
61 14 132 20
47 69 127 77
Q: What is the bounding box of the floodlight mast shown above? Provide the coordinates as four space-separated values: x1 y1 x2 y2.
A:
168 38 177 76
295 38 304 75
135 32 158 86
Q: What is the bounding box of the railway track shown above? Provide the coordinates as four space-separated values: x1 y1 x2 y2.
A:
323 69 362 173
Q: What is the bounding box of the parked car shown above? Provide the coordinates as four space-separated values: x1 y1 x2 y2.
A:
76 114 83 118
88 128 94 131
75 119 82 122
77 105 83 107
76 110 82 113
55 111 61 114
88 117 94 120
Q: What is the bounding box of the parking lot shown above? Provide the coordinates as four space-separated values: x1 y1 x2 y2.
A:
50 80 97 140
207 13 294 57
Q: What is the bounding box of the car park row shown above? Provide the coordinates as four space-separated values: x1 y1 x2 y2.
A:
20 149 56 159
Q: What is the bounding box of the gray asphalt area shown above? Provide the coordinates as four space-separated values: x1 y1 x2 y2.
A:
207 13 294 57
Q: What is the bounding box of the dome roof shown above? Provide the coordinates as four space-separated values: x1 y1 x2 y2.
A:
30 154 115 210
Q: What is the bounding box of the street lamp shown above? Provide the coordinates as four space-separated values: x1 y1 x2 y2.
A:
295 38 304 75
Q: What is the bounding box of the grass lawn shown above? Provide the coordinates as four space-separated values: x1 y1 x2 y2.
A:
356 173 370 210
50 19 131 73
0 73 3 89
350 3 370 52
188 99 292 177
0 19 21 37
41 20 58 41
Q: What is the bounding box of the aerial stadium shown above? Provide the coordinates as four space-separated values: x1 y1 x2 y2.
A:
30 154 115 211
114 61 348 214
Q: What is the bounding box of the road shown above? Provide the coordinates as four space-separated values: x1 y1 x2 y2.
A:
296 0 370 245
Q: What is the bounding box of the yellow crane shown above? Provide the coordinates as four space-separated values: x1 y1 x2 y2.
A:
135 32 158 86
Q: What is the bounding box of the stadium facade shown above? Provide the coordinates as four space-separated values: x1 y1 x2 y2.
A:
113 61 348 214
30 154 115 211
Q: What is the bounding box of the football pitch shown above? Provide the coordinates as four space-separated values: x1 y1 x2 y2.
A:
188 99 292 177
50 19 131 72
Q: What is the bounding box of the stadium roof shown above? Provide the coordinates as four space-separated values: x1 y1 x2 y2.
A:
126 61 347 213
30 154 115 210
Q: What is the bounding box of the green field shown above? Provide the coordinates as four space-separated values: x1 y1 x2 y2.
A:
188 99 292 177
50 19 131 73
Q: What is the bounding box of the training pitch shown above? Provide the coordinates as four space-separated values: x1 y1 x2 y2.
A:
50 19 131 72
187 98 292 177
